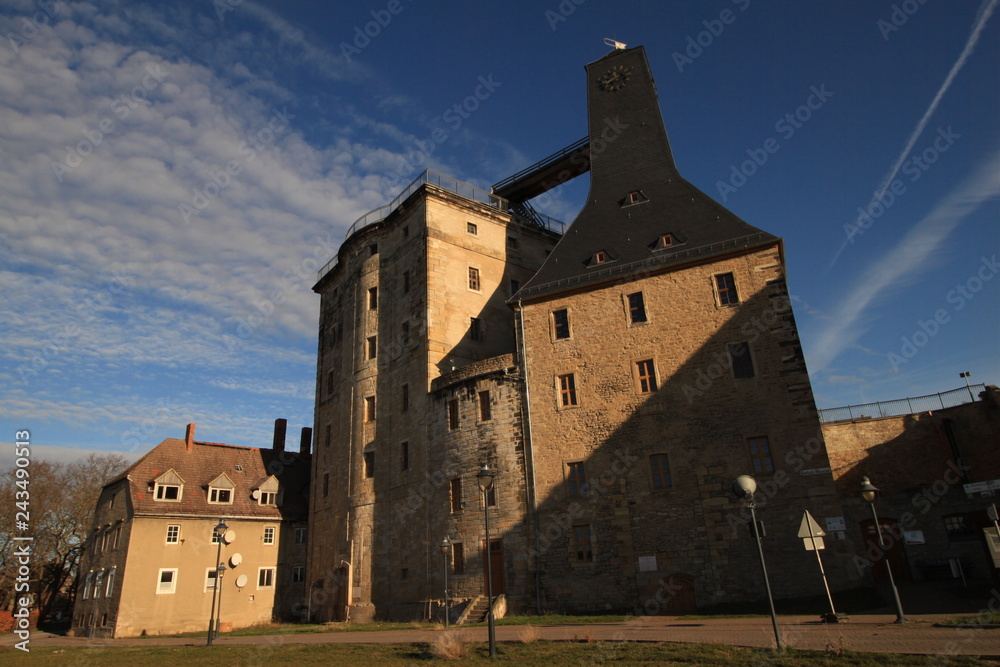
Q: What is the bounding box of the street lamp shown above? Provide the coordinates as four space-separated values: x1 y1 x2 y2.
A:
476 463 497 658
440 537 452 629
960 372 974 401
732 475 783 650
215 562 227 639
860 476 907 623
206 519 228 646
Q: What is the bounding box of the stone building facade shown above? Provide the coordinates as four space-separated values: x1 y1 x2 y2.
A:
308 44 860 622
822 385 1000 587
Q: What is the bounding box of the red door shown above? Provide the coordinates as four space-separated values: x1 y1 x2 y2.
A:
860 518 911 582
482 538 505 595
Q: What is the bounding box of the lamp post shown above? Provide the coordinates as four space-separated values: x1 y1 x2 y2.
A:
215 562 227 639
206 519 228 646
476 463 497 658
440 537 452 629
732 475 783 650
960 372 974 401
860 476 907 623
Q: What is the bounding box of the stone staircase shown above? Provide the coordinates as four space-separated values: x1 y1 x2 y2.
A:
455 595 505 625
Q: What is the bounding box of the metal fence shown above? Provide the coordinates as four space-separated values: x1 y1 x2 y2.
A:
316 169 566 282
818 384 985 423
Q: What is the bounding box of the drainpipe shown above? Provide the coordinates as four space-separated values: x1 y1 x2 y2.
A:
517 300 543 615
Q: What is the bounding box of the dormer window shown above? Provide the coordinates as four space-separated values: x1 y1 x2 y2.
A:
588 250 613 267
622 191 648 207
657 234 674 248
255 475 281 507
207 473 235 505
152 469 185 502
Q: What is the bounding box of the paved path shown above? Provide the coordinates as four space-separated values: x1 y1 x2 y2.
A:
5 613 999 657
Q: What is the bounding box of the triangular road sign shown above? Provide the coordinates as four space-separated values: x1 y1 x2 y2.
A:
798 510 826 538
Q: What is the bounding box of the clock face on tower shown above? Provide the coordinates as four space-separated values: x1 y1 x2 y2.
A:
599 64 633 92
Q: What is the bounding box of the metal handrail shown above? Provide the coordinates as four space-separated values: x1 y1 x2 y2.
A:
818 384 986 423
317 169 565 281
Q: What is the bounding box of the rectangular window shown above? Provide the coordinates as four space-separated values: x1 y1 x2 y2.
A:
729 342 755 379
366 336 377 360
327 369 335 395
944 514 977 541
258 567 275 589
468 267 480 291
364 451 375 478
112 525 122 550
166 524 180 544
650 454 671 489
401 441 409 471
716 272 739 305
748 436 774 475
82 573 92 600
567 462 587 497
470 317 482 342
157 569 177 594
552 309 570 340
401 383 410 412
573 525 593 562
636 359 658 393
263 526 276 545
295 527 307 544
94 571 104 599
507 235 519 249
293 566 305 583
509 278 520 296
453 542 465 574
155 484 180 501
368 286 378 310
205 568 218 591
105 568 116 597
259 491 277 506
558 374 578 407
364 395 376 422
209 487 232 504
401 321 410 345
369 243 378 256
212 525 223 544
467 222 478 235
627 292 647 324
403 270 410 293
450 478 462 513
401 568 409 580
325 423 332 448
478 390 491 421
448 399 459 430
323 472 329 498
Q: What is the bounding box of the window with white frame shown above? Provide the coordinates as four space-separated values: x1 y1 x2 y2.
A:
152 469 185 502
258 567 275 589
293 566 305 583
207 473 235 505
259 491 277 506
205 568 218 591
157 568 177 594
295 527 307 544
155 483 181 501
82 572 92 600
263 526 276 545
105 568 116 597
93 571 104 599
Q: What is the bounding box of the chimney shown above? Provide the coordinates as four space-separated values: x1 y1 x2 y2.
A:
299 427 312 456
272 418 287 451
185 423 195 452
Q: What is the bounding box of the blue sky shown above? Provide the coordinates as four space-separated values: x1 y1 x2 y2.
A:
1 0 998 465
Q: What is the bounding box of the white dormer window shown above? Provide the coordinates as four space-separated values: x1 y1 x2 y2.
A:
207 473 236 505
152 469 185 502
255 475 281 507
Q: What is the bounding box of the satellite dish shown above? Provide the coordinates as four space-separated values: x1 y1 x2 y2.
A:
230 552 243 567
235 574 248 589
251 489 261 500
223 529 236 544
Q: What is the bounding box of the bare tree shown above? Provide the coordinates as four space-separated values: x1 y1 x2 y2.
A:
0 453 129 622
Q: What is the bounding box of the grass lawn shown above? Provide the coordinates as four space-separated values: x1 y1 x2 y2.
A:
1 640 995 666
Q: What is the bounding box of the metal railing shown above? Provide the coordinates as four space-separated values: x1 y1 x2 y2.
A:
316 169 566 281
818 384 986 423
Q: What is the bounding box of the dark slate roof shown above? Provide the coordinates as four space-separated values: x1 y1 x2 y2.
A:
109 437 310 520
514 46 778 303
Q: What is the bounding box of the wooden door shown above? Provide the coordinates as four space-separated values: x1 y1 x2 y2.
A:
860 518 911 582
482 538 505 595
